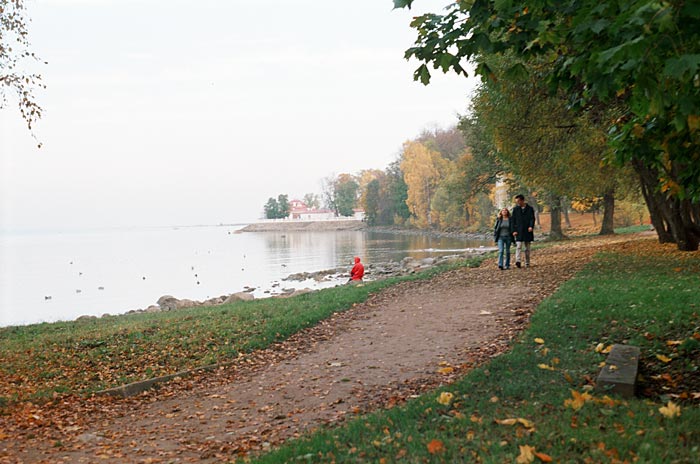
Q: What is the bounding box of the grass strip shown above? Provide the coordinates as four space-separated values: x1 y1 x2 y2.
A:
249 246 700 463
0 256 485 407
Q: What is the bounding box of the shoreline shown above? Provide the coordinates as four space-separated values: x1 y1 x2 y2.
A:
77 246 494 323
238 220 365 232
239 220 493 241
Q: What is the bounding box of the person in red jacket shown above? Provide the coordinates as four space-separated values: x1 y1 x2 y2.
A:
350 256 364 281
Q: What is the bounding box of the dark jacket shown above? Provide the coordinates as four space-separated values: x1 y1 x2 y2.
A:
493 217 514 243
511 203 536 242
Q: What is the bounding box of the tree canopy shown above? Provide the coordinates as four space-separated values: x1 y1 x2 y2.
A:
394 0 700 250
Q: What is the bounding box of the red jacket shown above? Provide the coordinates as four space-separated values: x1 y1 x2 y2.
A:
350 257 364 281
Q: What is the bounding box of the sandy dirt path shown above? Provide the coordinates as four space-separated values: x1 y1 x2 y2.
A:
0 236 636 463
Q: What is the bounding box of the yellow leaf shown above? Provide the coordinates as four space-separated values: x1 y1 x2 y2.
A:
656 354 672 363
438 361 450 366
516 444 536 464
437 366 454 375
535 451 553 462
551 357 560 365
427 439 444 454
666 340 683 346
495 418 518 426
595 342 605 353
659 401 681 419
602 345 613 354
541 347 550 356
495 418 535 430
534 338 545 344
489 396 499 403
564 390 593 411
517 418 535 429
437 392 454 406
466 430 475 441
537 363 556 371
470 414 483 423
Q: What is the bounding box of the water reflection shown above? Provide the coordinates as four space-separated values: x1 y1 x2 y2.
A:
260 230 491 270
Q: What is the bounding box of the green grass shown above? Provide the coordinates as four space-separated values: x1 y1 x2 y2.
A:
613 224 653 234
249 249 700 463
0 256 485 406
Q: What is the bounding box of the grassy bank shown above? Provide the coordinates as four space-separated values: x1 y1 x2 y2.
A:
0 257 485 407
249 242 700 463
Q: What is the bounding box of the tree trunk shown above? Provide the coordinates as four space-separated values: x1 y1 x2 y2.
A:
530 193 541 227
562 197 572 228
632 160 673 242
632 160 699 250
599 188 615 235
548 195 566 240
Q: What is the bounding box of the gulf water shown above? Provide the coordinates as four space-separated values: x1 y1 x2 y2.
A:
0 225 491 327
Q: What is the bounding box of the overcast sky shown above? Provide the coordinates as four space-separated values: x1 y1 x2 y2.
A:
1 0 478 231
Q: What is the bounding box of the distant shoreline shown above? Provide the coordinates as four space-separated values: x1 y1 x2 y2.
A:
238 220 366 232
238 220 494 240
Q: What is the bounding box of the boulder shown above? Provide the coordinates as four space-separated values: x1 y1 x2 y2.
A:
290 288 313 297
157 295 180 311
176 299 199 309
157 295 176 306
223 292 254 304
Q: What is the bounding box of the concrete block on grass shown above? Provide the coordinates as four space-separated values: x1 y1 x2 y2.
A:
596 344 640 398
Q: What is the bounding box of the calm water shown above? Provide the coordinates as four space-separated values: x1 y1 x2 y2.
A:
0 225 491 327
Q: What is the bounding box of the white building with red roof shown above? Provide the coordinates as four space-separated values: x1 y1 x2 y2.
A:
288 199 336 221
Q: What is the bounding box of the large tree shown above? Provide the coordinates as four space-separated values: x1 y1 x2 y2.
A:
323 173 359 217
1 0 44 134
264 197 280 219
401 140 450 228
394 0 700 250
470 56 621 237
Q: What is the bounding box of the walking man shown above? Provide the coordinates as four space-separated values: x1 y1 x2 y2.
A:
511 194 535 268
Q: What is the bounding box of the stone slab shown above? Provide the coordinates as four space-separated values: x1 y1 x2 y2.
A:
596 344 640 398
96 363 220 398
